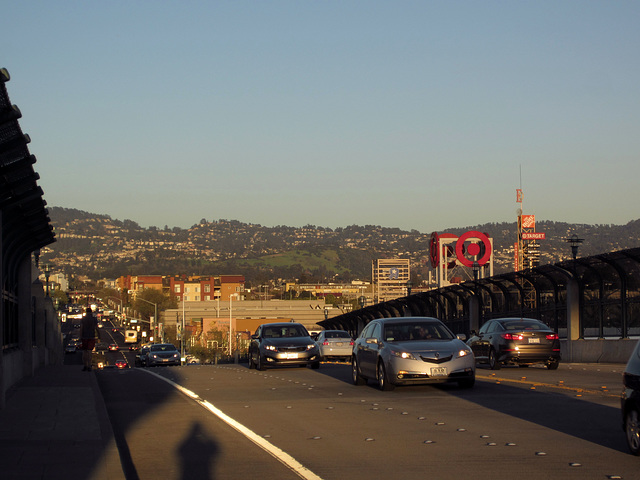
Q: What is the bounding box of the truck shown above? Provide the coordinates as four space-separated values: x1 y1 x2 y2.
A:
124 329 138 344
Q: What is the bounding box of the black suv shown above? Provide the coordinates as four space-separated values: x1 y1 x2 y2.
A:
622 340 640 455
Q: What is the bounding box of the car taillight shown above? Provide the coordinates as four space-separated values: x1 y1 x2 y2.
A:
323 341 329 345
501 333 523 340
350 340 354 346
546 333 559 340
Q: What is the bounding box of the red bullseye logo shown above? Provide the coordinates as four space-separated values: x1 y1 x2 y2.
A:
455 230 492 267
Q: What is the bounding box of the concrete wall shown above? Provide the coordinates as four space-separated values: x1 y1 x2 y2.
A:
560 338 639 364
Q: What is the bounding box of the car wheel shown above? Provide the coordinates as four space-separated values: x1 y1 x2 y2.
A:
352 357 366 386
257 354 266 371
488 349 501 370
248 353 255 369
377 361 395 391
458 377 475 389
625 407 640 456
547 359 560 370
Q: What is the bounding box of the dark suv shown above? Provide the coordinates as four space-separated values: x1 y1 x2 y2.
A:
622 340 640 455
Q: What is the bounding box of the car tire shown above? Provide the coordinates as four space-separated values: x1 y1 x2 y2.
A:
352 358 366 386
248 353 255 369
625 407 640 456
547 359 560 370
377 361 395 391
488 349 501 370
256 354 266 371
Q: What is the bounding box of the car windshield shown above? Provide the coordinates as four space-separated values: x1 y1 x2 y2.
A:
325 331 351 339
502 320 549 331
263 326 308 338
150 344 177 352
383 322 454 342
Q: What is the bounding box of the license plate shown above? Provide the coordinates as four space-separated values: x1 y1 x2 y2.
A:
336 342 343 346
430 367 447 377
285 353 299 359
528 338 540 344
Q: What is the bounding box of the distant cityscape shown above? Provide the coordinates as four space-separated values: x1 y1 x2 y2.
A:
41 207 640 289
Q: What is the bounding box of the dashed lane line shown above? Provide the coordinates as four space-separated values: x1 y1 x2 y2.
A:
476 374 619 397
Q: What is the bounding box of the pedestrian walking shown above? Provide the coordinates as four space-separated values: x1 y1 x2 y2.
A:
80 307 98 371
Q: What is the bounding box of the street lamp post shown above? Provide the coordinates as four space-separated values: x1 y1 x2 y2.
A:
406 279 413 297
43 264 52 297
566 234 584 260
358 295 367 309
229 293 239 356
137 297 158 343
103 296 124 324
181 296 186 365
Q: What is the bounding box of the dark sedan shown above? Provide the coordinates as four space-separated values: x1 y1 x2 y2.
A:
467 318 561 370
248 322 320 371
622 340 640 455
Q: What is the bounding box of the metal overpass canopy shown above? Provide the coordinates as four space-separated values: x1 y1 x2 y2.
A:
319 247 640 340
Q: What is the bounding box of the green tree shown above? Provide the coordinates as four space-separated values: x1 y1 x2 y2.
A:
51 288 69 306
133 288 175 322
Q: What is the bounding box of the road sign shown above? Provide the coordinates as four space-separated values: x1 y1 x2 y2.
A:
522 232 546 240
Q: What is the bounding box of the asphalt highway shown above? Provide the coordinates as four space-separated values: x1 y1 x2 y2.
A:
94 361 636 480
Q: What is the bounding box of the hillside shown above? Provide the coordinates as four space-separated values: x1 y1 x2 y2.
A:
42 207 640 286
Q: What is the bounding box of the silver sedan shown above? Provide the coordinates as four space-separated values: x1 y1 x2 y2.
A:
352 317 475 391
317 330 353 362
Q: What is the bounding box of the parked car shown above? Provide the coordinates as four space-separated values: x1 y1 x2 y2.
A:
316 330 353 362
351 317 475 391
248 322 320 371
622 340 640 455
146 343 180 366
467 318 561 370
136 345 151 367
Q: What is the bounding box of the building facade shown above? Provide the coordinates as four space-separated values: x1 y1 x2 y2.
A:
372 258 411 303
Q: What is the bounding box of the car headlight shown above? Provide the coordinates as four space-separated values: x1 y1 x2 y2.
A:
265 345 277 351
456 348 472 358
306 344 316 351
392 350 417 360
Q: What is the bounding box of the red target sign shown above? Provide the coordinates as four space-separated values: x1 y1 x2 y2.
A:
455 231 492 267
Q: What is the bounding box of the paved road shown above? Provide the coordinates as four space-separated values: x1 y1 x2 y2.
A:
95 361 637 480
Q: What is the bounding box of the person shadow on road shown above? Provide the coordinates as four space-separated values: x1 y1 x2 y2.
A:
178 422 219 480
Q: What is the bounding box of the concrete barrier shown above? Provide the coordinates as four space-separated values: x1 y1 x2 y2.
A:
561 338 639 364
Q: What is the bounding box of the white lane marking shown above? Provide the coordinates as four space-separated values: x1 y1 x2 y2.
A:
142 369 324 480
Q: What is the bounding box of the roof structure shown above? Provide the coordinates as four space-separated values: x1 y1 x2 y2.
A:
1 68 55 285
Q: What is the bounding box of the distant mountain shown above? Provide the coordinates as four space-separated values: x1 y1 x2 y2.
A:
42 207 640 286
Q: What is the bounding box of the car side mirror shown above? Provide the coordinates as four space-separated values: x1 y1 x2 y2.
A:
365 337 378 345
456 333 467 341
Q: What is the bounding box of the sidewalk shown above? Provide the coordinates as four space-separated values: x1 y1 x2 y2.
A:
0 364 125 480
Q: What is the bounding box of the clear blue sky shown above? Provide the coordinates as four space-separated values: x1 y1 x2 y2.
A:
3 1 639 232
